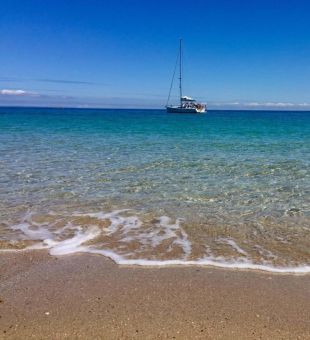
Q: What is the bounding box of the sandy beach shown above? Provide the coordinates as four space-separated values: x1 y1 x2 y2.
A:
1 251 309 339
2 0 310 338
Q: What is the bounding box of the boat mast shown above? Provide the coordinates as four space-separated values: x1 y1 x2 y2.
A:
179 38 182 107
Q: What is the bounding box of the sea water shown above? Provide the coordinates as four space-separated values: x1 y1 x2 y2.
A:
0 107 309 273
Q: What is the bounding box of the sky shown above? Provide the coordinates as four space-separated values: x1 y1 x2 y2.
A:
0 0 310 110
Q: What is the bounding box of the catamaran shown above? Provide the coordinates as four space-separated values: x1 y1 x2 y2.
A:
166 39 207 114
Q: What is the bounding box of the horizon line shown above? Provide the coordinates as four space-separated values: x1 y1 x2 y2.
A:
0 104 310 112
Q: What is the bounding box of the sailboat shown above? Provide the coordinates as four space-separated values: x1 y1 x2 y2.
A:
166 39 207 113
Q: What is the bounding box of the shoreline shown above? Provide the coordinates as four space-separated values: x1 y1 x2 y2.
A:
1 251 310 339
1 248 310 275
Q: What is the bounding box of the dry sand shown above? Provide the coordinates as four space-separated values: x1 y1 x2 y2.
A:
0 251 309 339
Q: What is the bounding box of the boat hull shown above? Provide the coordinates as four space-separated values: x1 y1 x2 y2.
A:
166 106 206 114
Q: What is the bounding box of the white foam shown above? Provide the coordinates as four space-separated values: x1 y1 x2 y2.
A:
11 222 53 240
218 238 248 256
47 226 101 256
2 210 310 274
65 246 310 274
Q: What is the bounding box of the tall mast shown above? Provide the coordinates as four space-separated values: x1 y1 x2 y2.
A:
179 38 182 107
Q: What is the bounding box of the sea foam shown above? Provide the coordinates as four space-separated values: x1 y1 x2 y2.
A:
2 210 310 274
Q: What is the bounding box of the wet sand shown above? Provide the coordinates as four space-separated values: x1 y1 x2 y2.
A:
0 251 309 339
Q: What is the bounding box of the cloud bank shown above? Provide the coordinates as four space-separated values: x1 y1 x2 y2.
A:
0 89 39 97
211 101 310 110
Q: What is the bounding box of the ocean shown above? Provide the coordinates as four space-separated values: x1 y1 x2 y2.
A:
0 107 309 273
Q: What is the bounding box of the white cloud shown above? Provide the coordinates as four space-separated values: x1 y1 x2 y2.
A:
0 89 38 96
212 101 240 106
297 103 310 107
246 102 309 108
211 101 310 109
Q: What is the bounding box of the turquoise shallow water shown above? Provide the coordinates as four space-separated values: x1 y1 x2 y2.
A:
0 107 309 272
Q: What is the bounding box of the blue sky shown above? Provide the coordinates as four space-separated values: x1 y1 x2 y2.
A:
1 0 310 109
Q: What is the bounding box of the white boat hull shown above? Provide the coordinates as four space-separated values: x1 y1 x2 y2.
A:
166 106 206 114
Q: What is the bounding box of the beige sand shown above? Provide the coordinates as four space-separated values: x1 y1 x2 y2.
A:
0 251 309 339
